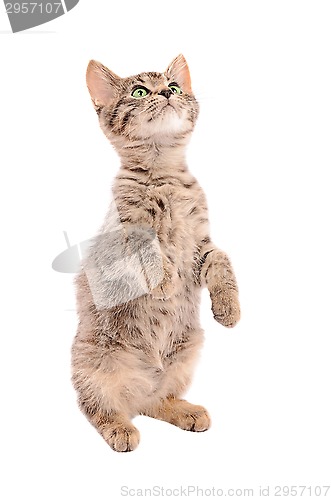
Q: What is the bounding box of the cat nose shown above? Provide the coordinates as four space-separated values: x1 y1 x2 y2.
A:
158 88 173 99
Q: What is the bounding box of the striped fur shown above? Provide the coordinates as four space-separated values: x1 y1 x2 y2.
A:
72 55 240 452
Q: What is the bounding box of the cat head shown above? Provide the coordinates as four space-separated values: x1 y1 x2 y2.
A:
86 55 199 148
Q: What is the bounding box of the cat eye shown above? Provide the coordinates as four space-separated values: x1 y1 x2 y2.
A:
168 83 182 95
131 87 149 98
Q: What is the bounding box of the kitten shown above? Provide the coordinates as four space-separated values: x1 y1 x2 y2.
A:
71 55 240 452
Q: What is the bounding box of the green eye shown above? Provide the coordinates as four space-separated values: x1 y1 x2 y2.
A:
132 87 148 98
168 84 182 95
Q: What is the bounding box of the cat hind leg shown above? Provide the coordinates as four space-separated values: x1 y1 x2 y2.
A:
79 405 140 452
143 396 211 432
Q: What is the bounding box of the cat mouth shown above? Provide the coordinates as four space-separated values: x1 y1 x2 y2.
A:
160 101 176 114
147 102 177 123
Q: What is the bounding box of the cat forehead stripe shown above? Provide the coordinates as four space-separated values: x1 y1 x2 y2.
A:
128 73 168 86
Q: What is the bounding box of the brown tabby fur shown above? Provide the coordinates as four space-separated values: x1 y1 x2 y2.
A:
71 55 240 452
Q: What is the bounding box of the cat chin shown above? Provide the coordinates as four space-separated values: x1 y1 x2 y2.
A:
144 109 190 138
103 109 192 147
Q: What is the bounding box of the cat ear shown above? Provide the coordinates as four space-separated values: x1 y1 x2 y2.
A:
86 60 121 111
165 54 192 93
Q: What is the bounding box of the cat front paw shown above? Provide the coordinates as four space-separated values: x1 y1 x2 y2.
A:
150 263 178 300
150 274 176 300
210 288 241 328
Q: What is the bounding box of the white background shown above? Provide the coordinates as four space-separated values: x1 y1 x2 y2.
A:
1 1 331 499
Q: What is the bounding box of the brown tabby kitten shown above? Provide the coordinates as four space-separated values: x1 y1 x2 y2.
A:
71 55 240 452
